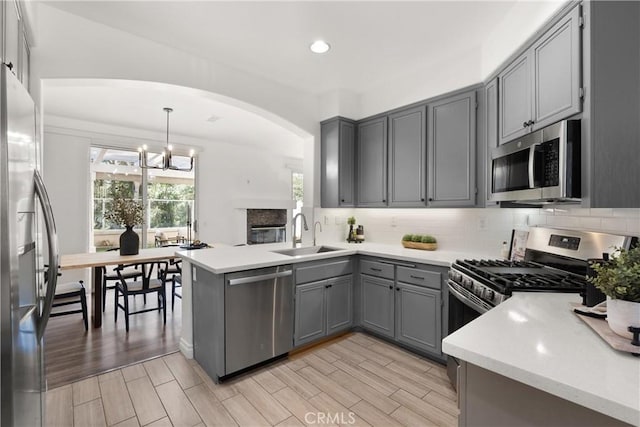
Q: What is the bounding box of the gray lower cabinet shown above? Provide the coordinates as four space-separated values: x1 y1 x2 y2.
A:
357 117 388 207
388 105 426 207
427 90 477 207
395 283 441 354
360 259 445 359
498 4 581 145
321 118 355 208
294 275 353 347
361 274 395 337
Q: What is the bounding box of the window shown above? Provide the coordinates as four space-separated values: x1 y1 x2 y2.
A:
91 147 195 250
292 172 303 242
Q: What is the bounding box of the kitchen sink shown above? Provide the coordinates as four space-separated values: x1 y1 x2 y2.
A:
272 246 342 257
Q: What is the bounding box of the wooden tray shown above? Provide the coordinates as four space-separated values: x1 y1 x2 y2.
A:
401 241 437 251
571 303 639 355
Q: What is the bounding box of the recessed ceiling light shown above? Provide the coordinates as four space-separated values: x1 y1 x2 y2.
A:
310 40 330 54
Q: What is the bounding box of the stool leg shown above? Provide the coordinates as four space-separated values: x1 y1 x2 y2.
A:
80 290 88 331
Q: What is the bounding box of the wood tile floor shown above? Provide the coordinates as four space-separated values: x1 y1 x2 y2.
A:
46 332 458 427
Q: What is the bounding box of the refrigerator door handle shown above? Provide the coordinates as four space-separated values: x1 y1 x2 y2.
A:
34 170 59 339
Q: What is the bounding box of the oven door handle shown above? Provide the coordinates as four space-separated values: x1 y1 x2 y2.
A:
448 281 488 314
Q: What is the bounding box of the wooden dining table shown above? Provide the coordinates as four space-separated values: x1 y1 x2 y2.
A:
60 247 181 328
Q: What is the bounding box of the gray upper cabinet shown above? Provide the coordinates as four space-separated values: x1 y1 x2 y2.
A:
388 106 426 207
357 117 388 207
486 78 499 150
498 4 582 145
321 118 355 208
498 54 532 144
395 283 441 355
427 90 477 207
532 5 582 130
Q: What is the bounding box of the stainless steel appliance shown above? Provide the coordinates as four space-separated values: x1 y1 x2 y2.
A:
1 65 59 425
446 227 637 388
224 265 293 375
489 120 581 204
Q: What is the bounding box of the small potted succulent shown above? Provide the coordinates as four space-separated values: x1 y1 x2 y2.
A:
587 245 640 339
346 216 357 243
402 234 437 251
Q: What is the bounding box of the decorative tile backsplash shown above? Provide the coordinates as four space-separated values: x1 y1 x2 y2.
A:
314 207 640 254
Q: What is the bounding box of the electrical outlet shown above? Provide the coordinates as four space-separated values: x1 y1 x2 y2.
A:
477 217 488 230
391 216 397 227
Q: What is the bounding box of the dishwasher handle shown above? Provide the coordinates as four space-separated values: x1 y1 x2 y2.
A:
228 270 292 286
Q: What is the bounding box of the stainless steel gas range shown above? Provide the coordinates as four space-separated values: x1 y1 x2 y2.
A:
446 227 638 388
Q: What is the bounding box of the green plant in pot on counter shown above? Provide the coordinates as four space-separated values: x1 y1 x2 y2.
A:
346 216 357 242
402 234 414 242
411 235 423 243
587 245 640 339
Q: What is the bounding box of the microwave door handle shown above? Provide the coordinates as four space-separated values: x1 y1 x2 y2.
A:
528 145 536 189
34 170 60 340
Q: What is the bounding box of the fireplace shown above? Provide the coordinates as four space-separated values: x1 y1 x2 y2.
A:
247 209 287 245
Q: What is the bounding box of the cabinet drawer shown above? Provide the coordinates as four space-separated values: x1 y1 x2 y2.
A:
360 260 394 280
295 259 352 284
396 267 440 289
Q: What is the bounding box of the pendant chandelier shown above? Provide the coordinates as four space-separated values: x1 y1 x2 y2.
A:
139 107 194 171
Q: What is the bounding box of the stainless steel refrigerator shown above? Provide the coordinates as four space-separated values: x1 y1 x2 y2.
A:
0 65 59 425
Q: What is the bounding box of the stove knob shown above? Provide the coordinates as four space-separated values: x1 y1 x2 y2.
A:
463 278 473 289
455 272 462 282
484 289 494 302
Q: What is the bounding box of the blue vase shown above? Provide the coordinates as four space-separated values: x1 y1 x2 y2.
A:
119 226 139 255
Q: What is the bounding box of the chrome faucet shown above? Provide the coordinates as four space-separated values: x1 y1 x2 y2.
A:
313 221 322 246
292 213 308 247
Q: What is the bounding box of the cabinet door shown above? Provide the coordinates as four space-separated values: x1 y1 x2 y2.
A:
532 6 582 130
395 283 441 355
326 276 352 335
321 119 355 208
499 53 532 144
361 274 394 337
357 117 388 207
388 106 426 207
486 79 499 150
427 90 476 207
4 1 20 77
294 280 326 346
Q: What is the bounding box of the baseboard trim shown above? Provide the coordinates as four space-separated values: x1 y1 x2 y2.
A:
179 338 194 359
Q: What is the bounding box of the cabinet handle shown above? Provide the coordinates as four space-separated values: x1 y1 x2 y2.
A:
6 62 13 71
371 268 382 272
421 198 425 202
341 199 345 202
428 198 433 202
523 121 529 128
528 120 535 126
410 275 424 280
388 285 394 289
325 284 332 288
396 287 400 291
382 199 386 203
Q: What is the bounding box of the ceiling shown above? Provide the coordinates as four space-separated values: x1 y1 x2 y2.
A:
47 1 525 96
44 80 306 157
42 1 562 155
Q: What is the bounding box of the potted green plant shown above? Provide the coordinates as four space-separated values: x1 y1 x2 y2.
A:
401 234 437 251
105 189 144 256
346 216 357 242
588 246 640 339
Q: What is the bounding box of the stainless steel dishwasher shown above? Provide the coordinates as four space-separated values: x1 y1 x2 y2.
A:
224 265 293 375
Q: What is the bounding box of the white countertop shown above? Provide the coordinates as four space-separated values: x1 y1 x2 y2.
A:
177 241 495 274
442 293 640 425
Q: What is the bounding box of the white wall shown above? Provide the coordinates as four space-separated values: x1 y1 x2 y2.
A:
314 208 640 256
43 132 91 285
43 123 297 253
196 143 295 245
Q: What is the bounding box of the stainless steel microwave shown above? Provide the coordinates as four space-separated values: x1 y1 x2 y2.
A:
489 120 581 204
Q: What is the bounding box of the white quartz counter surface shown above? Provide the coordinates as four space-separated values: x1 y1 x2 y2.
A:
442 293 640 425
177 241 495 274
